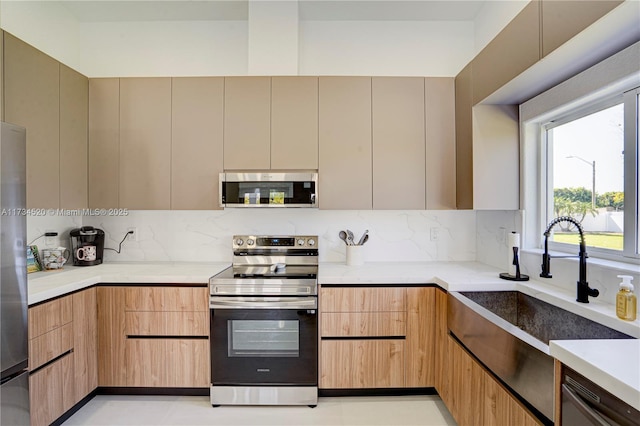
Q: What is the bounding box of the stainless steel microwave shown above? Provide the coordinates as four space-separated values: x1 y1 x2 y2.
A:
219 172 318 208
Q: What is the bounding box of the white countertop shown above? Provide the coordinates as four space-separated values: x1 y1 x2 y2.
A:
550 339 640 412
28 260 639 411
27 262 230 305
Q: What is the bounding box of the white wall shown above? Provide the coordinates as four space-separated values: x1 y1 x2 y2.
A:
78 20 248 77
298 20 473 76
0 0 81 70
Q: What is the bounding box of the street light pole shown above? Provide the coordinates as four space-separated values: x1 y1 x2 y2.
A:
566 156 596 209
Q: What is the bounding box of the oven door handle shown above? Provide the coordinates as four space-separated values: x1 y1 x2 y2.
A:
210 296 317 310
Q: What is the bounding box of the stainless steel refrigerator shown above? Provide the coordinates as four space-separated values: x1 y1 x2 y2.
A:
0 121 30 425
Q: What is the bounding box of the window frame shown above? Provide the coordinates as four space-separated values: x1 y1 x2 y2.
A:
539 87 639 262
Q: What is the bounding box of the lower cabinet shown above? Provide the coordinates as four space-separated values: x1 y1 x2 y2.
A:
442 334 541 426
29 352 75 426
97 285 210 388
28 289 97 426
319 286 434 389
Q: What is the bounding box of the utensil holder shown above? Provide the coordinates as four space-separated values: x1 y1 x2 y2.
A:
346 245 364 266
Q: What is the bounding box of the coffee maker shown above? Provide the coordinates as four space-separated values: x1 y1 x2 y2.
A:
69 226 105 266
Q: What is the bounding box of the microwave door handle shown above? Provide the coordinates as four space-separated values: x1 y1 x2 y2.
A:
562 384 610 426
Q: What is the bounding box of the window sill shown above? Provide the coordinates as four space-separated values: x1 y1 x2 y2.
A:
522 248 640 274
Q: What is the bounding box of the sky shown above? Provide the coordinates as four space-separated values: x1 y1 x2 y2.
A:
551 103 625 194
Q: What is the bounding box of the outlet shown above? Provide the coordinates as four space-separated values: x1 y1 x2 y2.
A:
126 227 137 242
430 227 439 241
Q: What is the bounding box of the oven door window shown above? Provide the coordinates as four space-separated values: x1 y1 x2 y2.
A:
228 320 299 357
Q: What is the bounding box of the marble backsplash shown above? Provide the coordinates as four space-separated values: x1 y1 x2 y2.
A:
29 208 638 308
29 209 485 264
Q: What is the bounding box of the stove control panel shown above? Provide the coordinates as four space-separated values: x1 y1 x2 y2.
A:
232 235 318 250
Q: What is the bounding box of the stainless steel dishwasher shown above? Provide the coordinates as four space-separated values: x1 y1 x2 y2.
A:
562 366 639 426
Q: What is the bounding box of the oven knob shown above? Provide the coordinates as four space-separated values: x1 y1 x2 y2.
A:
307 238 316 246
235 238 244 246
297 239 306 246
247 239 255 246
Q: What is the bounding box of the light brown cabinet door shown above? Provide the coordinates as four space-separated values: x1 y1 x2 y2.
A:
88 78 120 208
4 33 60 209
448 335 485 426
29 352 74 426
28 323 73 371
223 77 271 170
119 78 172 209
471 1 541 104
541 1 623 57
271 77 319 170
320 287 405 313
97 287 127 387
320 340 375 388
60 64 88 209
73 288 98 404
405 287 435 387
171 77 224 209
434 289 448 396
124 286 209 312
321 312 405 337
28 295 73 340
455 63 473 210
318 77 372 209
372 77 425 210
425 78 456 210
125 339 209 387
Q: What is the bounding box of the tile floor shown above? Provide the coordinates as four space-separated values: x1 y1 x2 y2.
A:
62 395 457 426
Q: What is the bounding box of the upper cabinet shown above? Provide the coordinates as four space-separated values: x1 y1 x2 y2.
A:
4 33 88 210
425 78 456 210
88 78 120 209
4 33 60 209
455 64 474 210
271 77 319 170
223 77 271 170
59 65 89 209
171 77 224 210
372 77 425 210
119 78 172 210
319 77 373 210
541 0 623 57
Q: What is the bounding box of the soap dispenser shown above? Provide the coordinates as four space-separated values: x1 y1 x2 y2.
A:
616 275 637 321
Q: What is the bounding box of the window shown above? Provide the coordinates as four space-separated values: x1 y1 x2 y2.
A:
542 87 639 260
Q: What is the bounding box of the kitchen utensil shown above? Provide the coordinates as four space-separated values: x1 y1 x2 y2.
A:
346 230 355 245
339 230 350 245
357 230 369 246
360 234 369 245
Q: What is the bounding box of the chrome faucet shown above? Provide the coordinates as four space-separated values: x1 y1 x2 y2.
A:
540 216 599 303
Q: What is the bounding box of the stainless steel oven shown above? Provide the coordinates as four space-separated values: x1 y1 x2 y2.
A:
209 235 318 406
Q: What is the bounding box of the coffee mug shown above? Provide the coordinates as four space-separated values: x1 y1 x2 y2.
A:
76 245 97 262
42 247 70 270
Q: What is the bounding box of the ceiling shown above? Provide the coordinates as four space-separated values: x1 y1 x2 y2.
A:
59 0 489 23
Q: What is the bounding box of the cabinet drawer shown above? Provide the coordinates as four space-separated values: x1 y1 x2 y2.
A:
321 287 405 312
321 312 405 337
29 352 74 426
28 295 72 339
125 311 209 336
125 286 208 312
125 338 210 387
29 323 73 371
320 339 404 389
